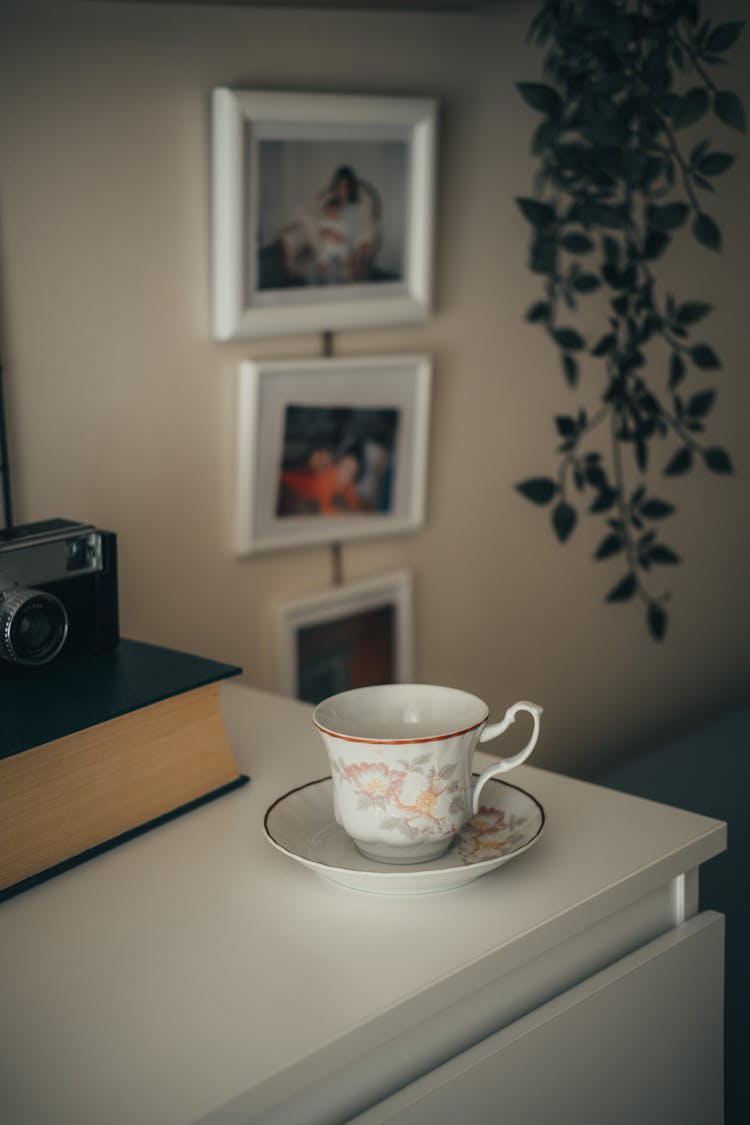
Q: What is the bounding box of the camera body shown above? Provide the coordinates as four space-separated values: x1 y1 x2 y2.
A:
0 519 119 667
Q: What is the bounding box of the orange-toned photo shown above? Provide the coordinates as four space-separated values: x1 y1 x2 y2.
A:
276 405 399 518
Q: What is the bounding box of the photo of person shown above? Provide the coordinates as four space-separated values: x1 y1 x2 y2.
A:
276 405 400 518
234 355 430 554
212 91 437 339
316 194 349 285
256 139 409 292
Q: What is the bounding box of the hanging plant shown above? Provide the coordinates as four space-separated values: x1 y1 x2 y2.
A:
515 0 744 639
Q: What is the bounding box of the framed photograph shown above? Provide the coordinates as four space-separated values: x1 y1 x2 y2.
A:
211 88 438 339
274 571 413 704
235 354 431 555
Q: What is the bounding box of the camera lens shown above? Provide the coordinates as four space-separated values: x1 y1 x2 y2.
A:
0 587 69 666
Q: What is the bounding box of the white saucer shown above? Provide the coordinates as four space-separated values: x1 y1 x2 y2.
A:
263 775 545 895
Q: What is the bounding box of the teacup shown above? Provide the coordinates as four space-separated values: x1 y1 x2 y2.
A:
313 684 542 864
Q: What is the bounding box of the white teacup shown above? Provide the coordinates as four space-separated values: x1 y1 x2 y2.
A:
313 684 543 864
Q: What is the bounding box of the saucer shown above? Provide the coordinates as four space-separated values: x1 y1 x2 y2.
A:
263 775 545 895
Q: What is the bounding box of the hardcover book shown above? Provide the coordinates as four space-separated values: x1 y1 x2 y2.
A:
0 638 248 900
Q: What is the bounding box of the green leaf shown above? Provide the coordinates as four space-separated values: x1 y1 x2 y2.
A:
606 573 637 602
671 87 709 128
649 202 689 231
714 90 746 131
585 464 607 489
599 203 625 229
552 500 577 542
527 6 549 45
526 300 552 323
555 415 577 437
516 197 555 228
594 533 624 560
517 82 562 116
554 327 585 351
516 477 558 505
640 498 675 519
531 119 560 156
561 232 594 254
660 93 682 121
609 12 632 58
690 343 721 369
647 603 668 641
692 173 715 193
590 487 618 513
649 545 681 565
698 152 735 177
530 235 557 275
644 231 670 260
664 447 693 476
603 236 620 266
676 301 712 325
693 212 722 251
562 353 578 387
706 22 744 54
592 333 616 356
669 352 686 389
690 139 711 163
687 389 716 417
704 447 734 473
572 273 601 294
643 153 666 185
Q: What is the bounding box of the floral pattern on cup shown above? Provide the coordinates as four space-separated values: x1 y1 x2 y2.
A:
331 753 469 842
456 806 530 866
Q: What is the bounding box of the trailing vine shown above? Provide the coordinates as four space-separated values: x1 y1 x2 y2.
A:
515 0 744 639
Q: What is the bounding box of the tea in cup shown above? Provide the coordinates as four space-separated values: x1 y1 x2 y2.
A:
313 684 542 864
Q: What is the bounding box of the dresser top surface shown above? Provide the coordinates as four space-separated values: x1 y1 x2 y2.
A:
0 682 725 1124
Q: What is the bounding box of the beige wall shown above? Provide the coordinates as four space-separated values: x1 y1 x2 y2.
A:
0 0 748 776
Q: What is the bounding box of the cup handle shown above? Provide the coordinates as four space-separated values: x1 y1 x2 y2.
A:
471 701 543 815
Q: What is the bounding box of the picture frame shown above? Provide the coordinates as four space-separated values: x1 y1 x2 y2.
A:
273 570 414 704
235 354 431 555
211 88 438 340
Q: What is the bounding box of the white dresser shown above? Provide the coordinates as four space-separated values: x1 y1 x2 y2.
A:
0 683 726 1125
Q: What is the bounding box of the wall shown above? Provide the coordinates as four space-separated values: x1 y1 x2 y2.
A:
0 0 748 776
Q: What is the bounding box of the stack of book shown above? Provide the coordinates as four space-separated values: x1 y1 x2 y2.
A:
0 639 248 900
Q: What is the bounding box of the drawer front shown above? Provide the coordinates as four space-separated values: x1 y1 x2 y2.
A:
350 911 724 1125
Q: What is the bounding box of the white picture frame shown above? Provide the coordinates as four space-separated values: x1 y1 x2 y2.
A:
273 570 414 703
211 88 438 339
235 354 431 555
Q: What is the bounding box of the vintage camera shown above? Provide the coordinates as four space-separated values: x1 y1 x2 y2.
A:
0 519 119 667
